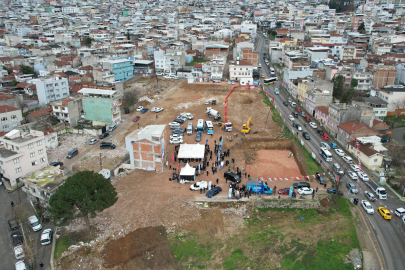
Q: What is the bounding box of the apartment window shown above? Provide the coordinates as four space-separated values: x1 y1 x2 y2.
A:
40 157 45 163
15 167 21 173
13 158 19 164
55 83 58 86
30 152 35 158
37 140 42 146
28 143 33 149
31 161 38 166
11 115 17 119
374 159 378 162
38 149 43 154
1 117 7 121
16 147 19 151
3 125 9 129
380 111 384 114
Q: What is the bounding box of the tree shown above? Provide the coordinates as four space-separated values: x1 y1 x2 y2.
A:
122 88 140 109
332 75 345 99
350 78 358 88
126 30 131 41
49 171 117 231
276 21 282 28
20 65 36 75
357 22 366 34
392 99 405 118
85 37 92 47
11 79 18 86
386 145 405 167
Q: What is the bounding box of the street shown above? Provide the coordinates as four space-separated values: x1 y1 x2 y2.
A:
256 32 405 270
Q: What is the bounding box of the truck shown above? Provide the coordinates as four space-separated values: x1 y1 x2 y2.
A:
246 180 273 195
366 181 387 199
206 107 221 121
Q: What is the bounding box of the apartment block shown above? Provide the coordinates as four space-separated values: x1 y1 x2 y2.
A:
0 105 22 132
229 60 254 85
373 68 397 88
101 59 133 82
33 75 69 107
0 130 48 187
125 125 167 172
326 103 362 137
50 97 82 126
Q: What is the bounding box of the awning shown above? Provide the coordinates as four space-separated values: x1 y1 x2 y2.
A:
177 144 205 159
180 163 196 176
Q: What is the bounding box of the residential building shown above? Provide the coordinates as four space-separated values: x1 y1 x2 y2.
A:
347 137 384 170
315 106 329 126
362 97 388 120
327 103 362 138
201 57 226 80
50 97 82 126
125 125 167 172
352 70 373 92
78 88 122 126
306 88 333 117
341 44 357 60
372 42 392 55
101 59 133 82
0 129 48 187
337 120 378 148
378 85 405 115
33 75 69 107
229 60 254 85
0 105 22 132
373 68 397 88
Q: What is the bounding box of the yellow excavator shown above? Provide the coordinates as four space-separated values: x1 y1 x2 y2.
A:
241 117 252 134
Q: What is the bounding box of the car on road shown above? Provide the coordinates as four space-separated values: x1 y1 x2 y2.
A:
41 228 52 245
320 142 330 150
295 124 303 131
14 245 24 259
136 106 143 111
151 107 163 112
288 115 295 121
348 171 358 180
342 156 353 164
133 116 140 122
361 200 374 214
378 207 392 220
141 108 149 114
295 107 302 113
170 137 183 144
315 172 326 184
329 143 337 149
261 74 265 78
293 182 310 189
358 172 369 181
327 188 343 196
394 207 405 218
350 164 360 172
28 215 42 231
50 161 64 167
309 122 317 128
190 181 208 191
100 142 116 149
298 187 314 195
99 132 109 139
8 219 18 231
321 134 329 140
304 116 311 122
300 112 306 117
88 139 99 145
66 149 78 159
195 133 201 142
302 132 310 140
346 182 358 194
283 101 288 106
381 138 391 143
317 130 324 135
206 187 222 198
335 149 344 156
364 191 376 201
15 261 27 270
224 171 242 183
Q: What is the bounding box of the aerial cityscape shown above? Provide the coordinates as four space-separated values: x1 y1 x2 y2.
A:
0 0 405 269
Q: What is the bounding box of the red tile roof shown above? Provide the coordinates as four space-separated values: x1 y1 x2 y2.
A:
316 106 329 115
234 60 252 66
338 120 377 135
348 141 380 157
16 82 29 88
43 128 55 135
0 105 19 113
29 108 52 118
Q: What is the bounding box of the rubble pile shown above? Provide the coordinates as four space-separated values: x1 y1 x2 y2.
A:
47 134 88 162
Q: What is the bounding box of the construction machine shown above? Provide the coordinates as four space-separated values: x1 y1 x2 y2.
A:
241 117 252 134
214 122 238 132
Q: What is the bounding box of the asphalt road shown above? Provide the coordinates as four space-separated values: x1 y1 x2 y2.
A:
256 33 405 270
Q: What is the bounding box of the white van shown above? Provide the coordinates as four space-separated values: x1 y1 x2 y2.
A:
28 215 42 231
333 163 344 175
187 122 193 135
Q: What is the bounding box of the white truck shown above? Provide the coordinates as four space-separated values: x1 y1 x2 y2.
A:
366 181 387 199
206 107 221 121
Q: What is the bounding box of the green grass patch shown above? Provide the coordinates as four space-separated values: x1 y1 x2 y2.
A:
188 59 209 67
54 235 70 260
170 233 213 266
223 249 250 270
385 115 405 123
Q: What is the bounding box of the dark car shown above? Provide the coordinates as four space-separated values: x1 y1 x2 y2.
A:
11 231 23 246
99 132 109 139
317 130 324 135
302 132 310 140
133 116 140 122
66 149 78 159
173 118 185 124
100 142 116 149
8 219 18 231
50 162 63 167
206 187 222 198
293 182 310 189
195 133 201 142
327 188 344 196
381 138 390 143
283 101 288 106
172 128 185 134
224 171 242 183
278 188 296 196
315 172 326 184
141 108 149 114
124 107 130 114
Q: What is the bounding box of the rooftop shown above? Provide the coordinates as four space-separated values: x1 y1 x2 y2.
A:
0 148 18 159
78 88 116 96
25 166 65 190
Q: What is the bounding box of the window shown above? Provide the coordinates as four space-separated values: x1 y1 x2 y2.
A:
13 158 19 164
1 117 7 121
11 115 17 119
28 143 33 149
37 140 42 146
3 125 9 129
40 157 45 163
15 167 21 173
30 152 35 157
38 149 43 154
31 161 37 166
16 147 19 151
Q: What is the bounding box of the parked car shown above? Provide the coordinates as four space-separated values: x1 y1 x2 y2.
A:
394 207 405 218
169 122 181 129
206 187 222 198
28 215 42 231
309 122 317 128
317 130 324 135
170 137 183 144
205 100 210 105
99 132 109 139
350 164 360 172
348 171 358 180
293 182 310 189
295 124 302 131
346 182 358 194
300 112 306 117
224 171 242 183
136 106 143 111
11 231 23 246
66 149 78 159
195 133 201 142
327 188 343 196
100 142 116 149
8 219 18 231
381 138 391 143
212 100 217 105
278 188 296 196
304 116 311 122
302 132 310 140
283 101 288 106
378 207 392 220
108 124 116 132
298 187 314 195
288 115 295 121
170 134 183 140
173 118 185 124
141 108 149 114
88 139 99 145
177 115 187 121
172 128 185 134
14 245 24 260
364 191 376 201
133 116 140 122
315 172 326 184
329 143 337 149
295 107 302 113
335 149 344 156
361 200 374 214
151 107 158 112
15 261 27 270
41 228 52 245
342 156 353 164
190 181 208 191
50 162 64 167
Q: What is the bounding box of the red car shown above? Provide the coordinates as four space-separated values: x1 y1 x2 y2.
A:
321 134 329 140
278 188 296 196
133 116 140 122
304 116 311 122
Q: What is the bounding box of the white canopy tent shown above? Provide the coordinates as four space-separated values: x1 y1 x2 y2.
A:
177 144 205 159
180 163 196 180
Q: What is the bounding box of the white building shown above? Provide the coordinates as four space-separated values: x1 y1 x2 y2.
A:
32 75 69 107
0 105 22 132
229 60 254 85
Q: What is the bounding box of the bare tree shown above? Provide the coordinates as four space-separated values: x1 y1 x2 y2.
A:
122 88 140 110
392 99 405 119
386 144 405 167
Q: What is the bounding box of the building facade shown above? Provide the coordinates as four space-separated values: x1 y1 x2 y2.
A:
33 75 70 107
102 59 133 82
0 105 22 132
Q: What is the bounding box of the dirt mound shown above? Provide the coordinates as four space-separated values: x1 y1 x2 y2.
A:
320 197 330 208
103 226 176 270
182 209 224 235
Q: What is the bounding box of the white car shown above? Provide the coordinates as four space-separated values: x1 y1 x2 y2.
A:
156 72 163 76
205 100 210 105
357 172 369 181
151 107 158 112
181 113 193 120
296 124 303 131
170 134 183 140
342 156 353 164
156 107 164 113
350 164 360 172
28 215 42 232
190 181 208 191
177 115 187 121
169 122 180 129
89 139 99 145
348 171 358 180
136 106 143 111
298 187 314 195
170 138 183 144
395 207 405 218
15 261 27 270
288 115 295 121
361 200 374 214
41 228 52 245
163 75 171 79
320 142 330 150
14 245 24 259
335 149 344 157
309 122 317 129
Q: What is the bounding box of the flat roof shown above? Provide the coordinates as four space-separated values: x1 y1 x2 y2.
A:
0 148 18 159
134 60 154 64
78 88 116 96
138 125 166 136
363 97 388 105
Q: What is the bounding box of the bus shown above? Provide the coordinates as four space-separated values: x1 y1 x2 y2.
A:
264 77 277 85
196 119 204 133
206 121 214 135
319 147 333 162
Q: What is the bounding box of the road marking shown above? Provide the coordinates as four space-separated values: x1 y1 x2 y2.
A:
357 207 385 270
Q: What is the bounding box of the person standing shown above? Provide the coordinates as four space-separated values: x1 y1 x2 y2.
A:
316 186 318 192
39 263 44 270
216 178 219 184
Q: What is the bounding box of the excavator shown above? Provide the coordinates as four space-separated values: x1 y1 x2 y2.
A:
241 117 252 134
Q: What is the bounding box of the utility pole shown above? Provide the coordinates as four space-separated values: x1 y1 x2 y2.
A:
100 153 102 170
